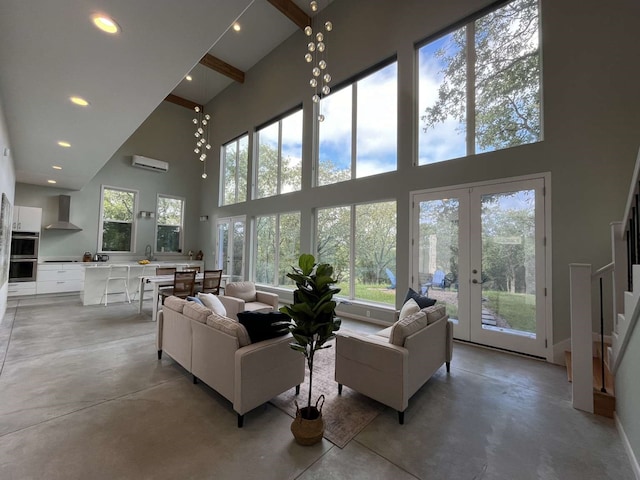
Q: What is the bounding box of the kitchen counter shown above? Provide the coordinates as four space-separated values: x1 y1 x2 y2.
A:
81 260 204 306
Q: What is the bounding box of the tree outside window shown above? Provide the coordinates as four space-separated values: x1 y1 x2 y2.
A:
222 135 248 205
156 195 184 253
255 212 300 287
418 0 541 165
100 186 136 252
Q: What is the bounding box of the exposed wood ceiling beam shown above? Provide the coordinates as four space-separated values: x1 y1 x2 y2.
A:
267 0 311 30
199 54 245 83
165 94 202 111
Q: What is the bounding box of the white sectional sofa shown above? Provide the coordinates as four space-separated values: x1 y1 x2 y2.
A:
157 296 305 427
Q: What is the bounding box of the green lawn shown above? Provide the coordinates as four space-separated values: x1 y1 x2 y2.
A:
334 282 396 306
484 290 536 333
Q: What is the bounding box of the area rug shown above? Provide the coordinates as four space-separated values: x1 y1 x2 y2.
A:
270 342 385 448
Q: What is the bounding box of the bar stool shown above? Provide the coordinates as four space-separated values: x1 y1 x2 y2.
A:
101 264 131 306
131 264 159 301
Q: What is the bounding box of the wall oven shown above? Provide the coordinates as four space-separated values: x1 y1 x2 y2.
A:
10 232 39 259
9 258 38 282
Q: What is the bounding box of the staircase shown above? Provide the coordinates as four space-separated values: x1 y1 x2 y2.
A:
565 341 616 418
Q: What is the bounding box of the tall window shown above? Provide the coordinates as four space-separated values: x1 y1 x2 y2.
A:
255 212 300 287
418 0 541 165
99 186 137 253
256 109 302 198
318 61 397 186
221 134 248 205
316 201 396 305
156 195 184 253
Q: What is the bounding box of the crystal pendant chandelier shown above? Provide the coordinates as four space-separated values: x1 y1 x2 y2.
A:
304 0 332 122
192 105 211 179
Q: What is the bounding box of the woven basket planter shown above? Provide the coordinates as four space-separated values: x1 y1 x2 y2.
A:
291 396 325 446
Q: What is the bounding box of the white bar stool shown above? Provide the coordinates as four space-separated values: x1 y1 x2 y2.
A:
101 264 131 306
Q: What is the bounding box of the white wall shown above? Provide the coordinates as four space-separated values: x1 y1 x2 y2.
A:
0 95 16 324
15 102 205 262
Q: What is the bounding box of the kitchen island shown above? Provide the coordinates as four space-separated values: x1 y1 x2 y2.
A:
81 261 204 306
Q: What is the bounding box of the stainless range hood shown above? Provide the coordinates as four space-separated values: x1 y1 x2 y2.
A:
45 195 82 231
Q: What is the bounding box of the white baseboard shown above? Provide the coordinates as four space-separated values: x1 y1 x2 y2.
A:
615 413 640 479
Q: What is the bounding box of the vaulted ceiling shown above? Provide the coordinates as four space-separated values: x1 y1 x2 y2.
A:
0 0 325 190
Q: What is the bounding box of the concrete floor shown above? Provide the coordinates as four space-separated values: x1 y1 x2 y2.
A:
0 295 634 479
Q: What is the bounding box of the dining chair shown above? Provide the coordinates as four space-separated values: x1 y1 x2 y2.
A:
160 270 196 303
198 269 223 295
182 265 201 273
156 267 177 276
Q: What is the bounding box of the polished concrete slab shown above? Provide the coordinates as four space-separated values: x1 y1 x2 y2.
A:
0 295 634 479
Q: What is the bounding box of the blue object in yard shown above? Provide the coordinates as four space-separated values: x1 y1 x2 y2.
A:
432 269 446 289
385 268 396 289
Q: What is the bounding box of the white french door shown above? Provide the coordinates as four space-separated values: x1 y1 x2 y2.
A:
216 216 245 282
411 176 549 358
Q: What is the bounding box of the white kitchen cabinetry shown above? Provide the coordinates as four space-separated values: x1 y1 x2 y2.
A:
37 263 85 294
12 206 42 232
8 282 37 297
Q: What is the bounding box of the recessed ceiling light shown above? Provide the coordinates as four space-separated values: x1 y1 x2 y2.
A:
185 75 193 81
52 165 63 170
233 22 241 32
47 180 57 184
70 96 90 107
92 14 120 34
57 141 71 148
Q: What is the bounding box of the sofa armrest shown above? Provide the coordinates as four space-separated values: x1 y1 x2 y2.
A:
335 332 409 412
234 334 304 415
255 291 279 310
218 295 245 320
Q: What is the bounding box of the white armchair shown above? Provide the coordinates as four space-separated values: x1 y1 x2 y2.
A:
218 281 279 320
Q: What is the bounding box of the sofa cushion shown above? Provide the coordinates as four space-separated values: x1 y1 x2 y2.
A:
197 292 227 316
389 311 429 346
237 311 291 343
398 298 420 321
421 304 447 324
404 287 436 309
225 281 257 303
183 302 213 323
163 296 188 313
206 313 251 347
374 326 393 339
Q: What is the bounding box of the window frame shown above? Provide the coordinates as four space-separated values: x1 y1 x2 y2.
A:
315 56 398 187
220 133 249 206
98 185 138 254
254 106 303 199
154 193 185 254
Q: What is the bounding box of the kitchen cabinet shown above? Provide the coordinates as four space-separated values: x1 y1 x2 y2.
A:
12 206 42 232
37 263 85 294
8 282 36 297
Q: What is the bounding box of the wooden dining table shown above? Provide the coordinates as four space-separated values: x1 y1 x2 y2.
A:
137 273 228 321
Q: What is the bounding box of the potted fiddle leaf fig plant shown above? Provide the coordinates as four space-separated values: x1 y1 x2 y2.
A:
280 253 341 445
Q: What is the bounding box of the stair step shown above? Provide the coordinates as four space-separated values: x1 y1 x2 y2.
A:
594 390 616 418
564 351 615 395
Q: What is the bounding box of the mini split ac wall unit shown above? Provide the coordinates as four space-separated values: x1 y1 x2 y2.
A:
131 155 169 172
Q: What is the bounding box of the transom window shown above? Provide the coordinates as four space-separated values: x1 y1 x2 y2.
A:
255 109 303 198
317 61 398 186
418 0 541 165
316 200 396 305
99 186 137 253
221 134 248 205
255 212 300 288
156 194 184 253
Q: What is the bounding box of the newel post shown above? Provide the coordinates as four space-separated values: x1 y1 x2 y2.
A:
569 263 594 413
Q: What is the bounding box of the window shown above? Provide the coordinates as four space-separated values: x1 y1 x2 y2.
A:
255 212 300 287
256 109 302 198
318 61 397 186
156 195 184 253
221 134 248 205
99 186 137 252
316 201 396 305
418 0 541 165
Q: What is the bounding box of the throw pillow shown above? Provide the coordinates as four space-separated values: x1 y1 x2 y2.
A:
398 298 420 321
237 311 291 343
403 287 436 309
197 292 226 316
186 296 204 306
